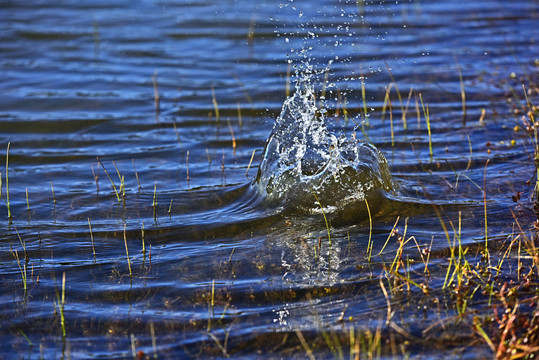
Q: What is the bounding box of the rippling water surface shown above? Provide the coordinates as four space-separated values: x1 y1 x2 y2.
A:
1 0 539 358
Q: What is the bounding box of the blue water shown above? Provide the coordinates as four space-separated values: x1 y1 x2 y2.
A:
1 0 538 358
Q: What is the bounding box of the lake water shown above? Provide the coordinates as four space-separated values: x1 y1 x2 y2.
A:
1 0 539 358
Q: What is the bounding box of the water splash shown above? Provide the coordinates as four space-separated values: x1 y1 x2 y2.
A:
255 72 393 217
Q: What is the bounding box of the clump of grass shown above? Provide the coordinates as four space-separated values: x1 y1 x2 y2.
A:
295 323 383 360
375 193 539 358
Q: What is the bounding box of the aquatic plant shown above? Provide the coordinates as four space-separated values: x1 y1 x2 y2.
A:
97 157 121 202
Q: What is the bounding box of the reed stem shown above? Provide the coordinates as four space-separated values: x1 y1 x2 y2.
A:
50 181 56 205
455 58 467 124
112 161 125 198
211 86 220 123
12 249 27 291
186 151 190 184
419 94 433 160
286 62 292 98
97 157 120 202
311 189 332 246
124 224 132 276
152 70 160 114
152 182 157 221
132 159 141 191
237 103 243 127
361 75 368 125
483 159 490 262
365 198 373 262
227 119 237 151
246 149 256 177
386 86 394 147
88 218 96 262
6 142 11 220
385 62 406 130
141 222 146 255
